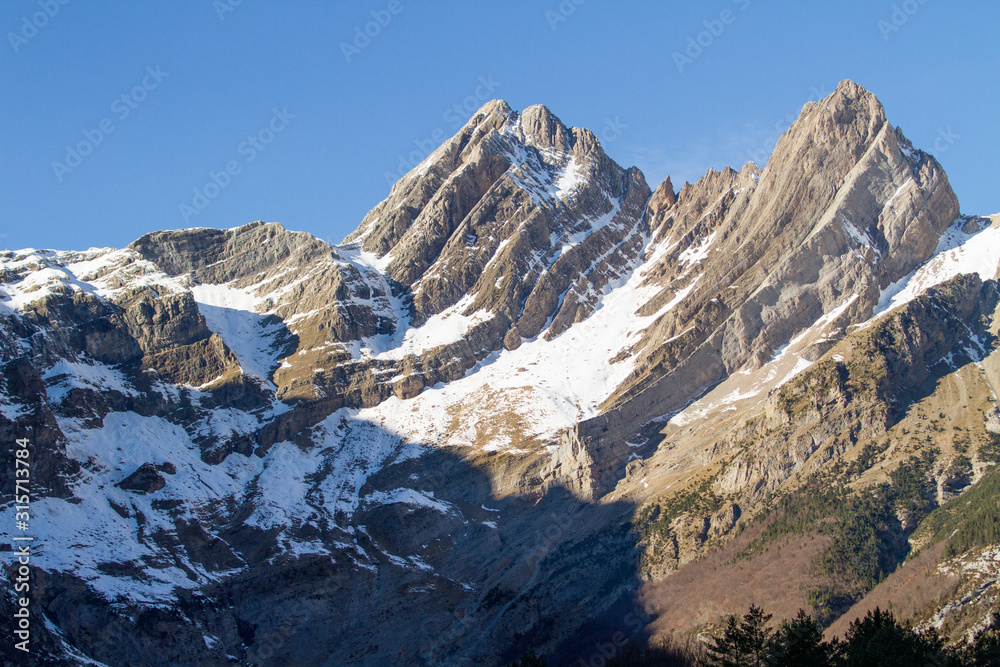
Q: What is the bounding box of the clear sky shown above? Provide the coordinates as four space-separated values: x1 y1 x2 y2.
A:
2 1 997 252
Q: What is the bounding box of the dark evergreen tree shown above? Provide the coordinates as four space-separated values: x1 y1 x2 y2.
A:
842 607 957 667
964 610 1000 667
705 605 775 667
772 609 833 666
706 614 746 667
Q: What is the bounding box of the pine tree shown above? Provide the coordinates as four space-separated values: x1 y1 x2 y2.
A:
842 607 955 666
706 614 746 667
964 610 1000 666
706 605 775 667
772 609 831 666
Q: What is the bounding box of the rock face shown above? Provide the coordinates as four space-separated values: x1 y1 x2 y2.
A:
548 80 959 499
116 462 176 493
347 100 651 339
631 84 951 400
724 272 998 502
1 81 998 666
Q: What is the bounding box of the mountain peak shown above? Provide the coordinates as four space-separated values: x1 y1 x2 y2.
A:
11 81 1000 667
509 103 573 152
648 175 677 214
475 98 513 117
461 98 515 134
834 78 870 97
452 100 573 152
790 78 886 145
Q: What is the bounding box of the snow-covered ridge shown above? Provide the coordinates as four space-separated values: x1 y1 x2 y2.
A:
0 246 194 315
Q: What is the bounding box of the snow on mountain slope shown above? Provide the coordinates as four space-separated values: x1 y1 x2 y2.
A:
43 359 139 404
28 403 417 602
872 215 1000 319
362 232 698 451
500 132 588 207
190 283 285 388
353 291 496 361
35 412 254 602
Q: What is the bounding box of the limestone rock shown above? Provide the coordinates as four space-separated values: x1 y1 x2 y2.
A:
4 80 998 666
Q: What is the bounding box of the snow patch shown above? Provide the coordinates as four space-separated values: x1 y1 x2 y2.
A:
363 488 458 516
366 294 496 362
677 232 717 269
190 283 286 389
873 218 1000 319
43 360 138 404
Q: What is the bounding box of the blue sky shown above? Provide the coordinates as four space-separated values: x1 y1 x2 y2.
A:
2 0 997 251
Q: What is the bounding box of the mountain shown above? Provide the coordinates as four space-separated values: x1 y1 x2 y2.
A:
1 80 999 666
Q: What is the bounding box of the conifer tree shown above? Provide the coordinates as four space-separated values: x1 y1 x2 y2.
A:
706 605 775 667
772 609 831 666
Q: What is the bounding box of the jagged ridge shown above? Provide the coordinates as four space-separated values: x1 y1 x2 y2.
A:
0 80 998 666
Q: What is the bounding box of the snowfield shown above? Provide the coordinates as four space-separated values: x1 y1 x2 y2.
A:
874 215 1000 318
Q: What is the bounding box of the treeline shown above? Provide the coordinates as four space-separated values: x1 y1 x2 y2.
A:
916 453 1000 558
508 605 1000 666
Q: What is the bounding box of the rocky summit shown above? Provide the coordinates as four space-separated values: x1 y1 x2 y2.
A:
2 80 999 666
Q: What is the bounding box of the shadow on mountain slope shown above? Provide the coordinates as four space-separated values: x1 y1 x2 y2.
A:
1 408 649 667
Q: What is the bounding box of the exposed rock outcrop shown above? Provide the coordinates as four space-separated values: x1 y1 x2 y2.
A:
556 80 961 498
1 82 997 666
